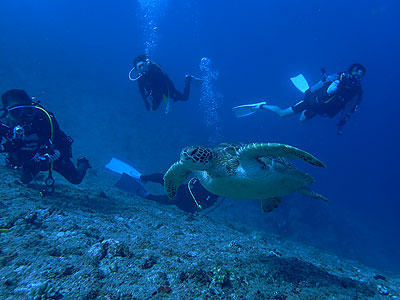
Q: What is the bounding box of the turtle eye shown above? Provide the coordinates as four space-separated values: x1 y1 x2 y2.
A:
190 149 198 156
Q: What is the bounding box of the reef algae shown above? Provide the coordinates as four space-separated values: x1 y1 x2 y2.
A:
0 166 399 299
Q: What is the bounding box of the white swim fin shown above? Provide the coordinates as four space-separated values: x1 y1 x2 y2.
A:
232 101 266 118
290 74 309 93
105 158 141 179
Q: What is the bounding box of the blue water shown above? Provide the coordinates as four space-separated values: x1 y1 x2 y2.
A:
1 0 399 273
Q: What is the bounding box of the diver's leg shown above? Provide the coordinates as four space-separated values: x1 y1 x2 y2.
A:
53 158 90 184
20 164 41 184
135 173 174 205
171 76 191 101
145 194 175 205
260 104 296 118
181 76 191 100
140 173 164 185
299 109 317 122
261 98 309 118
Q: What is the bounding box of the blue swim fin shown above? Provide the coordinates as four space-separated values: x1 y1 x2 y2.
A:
290 74 309 93
105 158 141 179
232 102 266 118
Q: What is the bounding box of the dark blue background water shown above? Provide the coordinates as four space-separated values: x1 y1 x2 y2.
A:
1 0 399 272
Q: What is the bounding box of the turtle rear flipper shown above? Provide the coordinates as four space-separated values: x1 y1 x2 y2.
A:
260 197 282 213
238 143 326 168
298 187 329 202
164 161 192 198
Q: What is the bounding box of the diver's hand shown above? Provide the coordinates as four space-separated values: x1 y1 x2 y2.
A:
33 150 61 163
336 114 351 136
337 114 351 127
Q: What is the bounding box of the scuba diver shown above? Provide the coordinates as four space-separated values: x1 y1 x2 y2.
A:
233 63 366 135
0 89 91 194
129 54 202 112
106 158 221 214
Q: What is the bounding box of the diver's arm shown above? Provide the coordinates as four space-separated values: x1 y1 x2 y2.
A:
137 81 147 101
336 94 362 135
344 94 362 115
137 81 151 110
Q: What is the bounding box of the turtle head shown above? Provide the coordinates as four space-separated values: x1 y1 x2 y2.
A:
180 146 213 170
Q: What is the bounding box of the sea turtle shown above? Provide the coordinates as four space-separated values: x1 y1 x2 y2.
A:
164 142 328 212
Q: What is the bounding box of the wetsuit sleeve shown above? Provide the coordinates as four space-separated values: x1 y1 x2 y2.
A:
291 100 307 114
137 80 146 100
137 79 150 110
336 90 362 135
344 93 362 115
351 90 363 112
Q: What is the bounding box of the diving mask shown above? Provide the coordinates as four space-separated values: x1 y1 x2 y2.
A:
7 105 37 119
136 61 146 71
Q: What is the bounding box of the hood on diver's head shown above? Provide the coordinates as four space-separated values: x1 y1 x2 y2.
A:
134 55 149 68
2 89 32 109
347 63 366 77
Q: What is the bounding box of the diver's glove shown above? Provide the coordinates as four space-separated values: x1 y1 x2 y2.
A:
33 149 61 163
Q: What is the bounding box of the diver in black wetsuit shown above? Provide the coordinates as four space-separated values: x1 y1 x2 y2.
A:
258 63 366 135
0 89 91 191
131 54 200 111
115 172 221 214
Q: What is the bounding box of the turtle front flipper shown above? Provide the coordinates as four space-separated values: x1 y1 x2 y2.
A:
238 143 326 168
298 187 329 202
260 197 282 212
164 161 193 198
